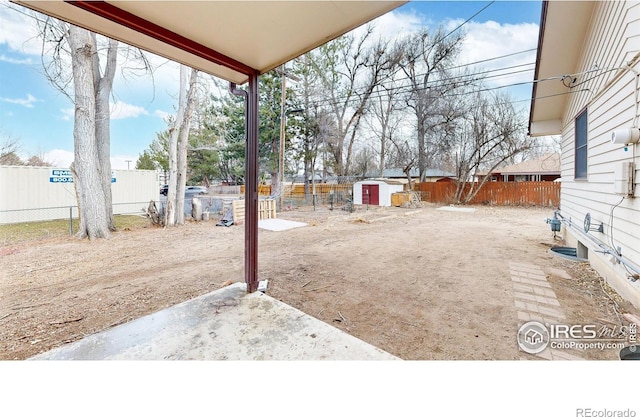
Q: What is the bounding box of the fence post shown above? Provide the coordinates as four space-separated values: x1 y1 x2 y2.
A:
69 206 73 236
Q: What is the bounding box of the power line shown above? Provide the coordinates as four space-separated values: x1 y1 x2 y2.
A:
294 56 607 110
384 51 536 87
379 1 497 85
441 1 496 42
292 67 597 113
303 63 536 108
293 46 538 107
449 48 537 70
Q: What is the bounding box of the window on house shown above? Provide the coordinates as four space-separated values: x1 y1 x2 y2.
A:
575 109 588 179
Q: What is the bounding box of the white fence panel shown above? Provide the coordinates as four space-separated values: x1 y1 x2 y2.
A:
0 165 159 224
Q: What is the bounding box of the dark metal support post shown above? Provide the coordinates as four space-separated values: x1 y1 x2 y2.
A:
230 74 260 293
246 73 259 293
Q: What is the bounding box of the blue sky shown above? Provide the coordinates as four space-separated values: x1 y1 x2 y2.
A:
0 1 541 169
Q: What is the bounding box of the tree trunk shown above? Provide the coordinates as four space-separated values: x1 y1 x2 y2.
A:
176 67 199 224
417 102 427 182
94 35 118 232
165 68 187 226
174 67 189 225
68 26 112 239
302 54 312 202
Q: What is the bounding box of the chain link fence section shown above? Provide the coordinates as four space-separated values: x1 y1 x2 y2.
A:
0 201 153 227
0 205 80 225
280 183 353 210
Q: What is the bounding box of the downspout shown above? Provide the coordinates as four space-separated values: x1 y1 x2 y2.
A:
231 74 260 293
553 210 640 277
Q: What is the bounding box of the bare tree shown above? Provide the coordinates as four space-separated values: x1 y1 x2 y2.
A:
25 155 52 166
0 136 53 166
351 146 378 180
399 28 470 182
388 136 417 191
29 13 151 239
165 68 186 227
291 53 319 199
309 29 400 176
65 25 119 239
1 135 19 154
452 92 533 204
366 83 404 177
175 67 200 225
509 134 560 164
164 65 200 226
0 136 22 165
313 106 340 182
0 152 23 165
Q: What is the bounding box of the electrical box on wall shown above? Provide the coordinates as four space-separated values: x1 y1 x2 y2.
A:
614 162 635 196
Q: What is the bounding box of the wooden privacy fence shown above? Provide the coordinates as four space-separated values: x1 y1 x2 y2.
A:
240 181 560 206
417 181 560 207
241 183 353 198
239 185 272 195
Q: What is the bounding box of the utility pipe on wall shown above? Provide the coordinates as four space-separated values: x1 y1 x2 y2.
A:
554 210 640 277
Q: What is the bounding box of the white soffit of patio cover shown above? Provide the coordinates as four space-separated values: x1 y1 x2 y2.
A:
12 1 407 84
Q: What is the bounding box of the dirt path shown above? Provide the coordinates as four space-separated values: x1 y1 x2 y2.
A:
1 204 636 360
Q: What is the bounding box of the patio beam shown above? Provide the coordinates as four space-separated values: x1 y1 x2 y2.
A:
67 0 255 77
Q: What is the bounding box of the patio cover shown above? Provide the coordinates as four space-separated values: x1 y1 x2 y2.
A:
11 1 405 84
11 0 406 292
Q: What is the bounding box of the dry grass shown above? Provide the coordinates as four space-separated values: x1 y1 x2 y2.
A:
0 215 152 245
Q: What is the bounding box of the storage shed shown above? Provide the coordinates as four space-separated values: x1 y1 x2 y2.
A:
353 179 404 207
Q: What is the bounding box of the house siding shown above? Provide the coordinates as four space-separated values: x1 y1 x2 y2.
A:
559 1 640 306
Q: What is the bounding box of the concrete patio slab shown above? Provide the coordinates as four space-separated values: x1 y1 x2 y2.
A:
30 283 397 360
258 218 307 231
436 206 476 213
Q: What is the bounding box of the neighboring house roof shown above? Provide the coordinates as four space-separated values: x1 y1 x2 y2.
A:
422 168 456 178
367 168 455 178
528 1 596 136
479 153 560 176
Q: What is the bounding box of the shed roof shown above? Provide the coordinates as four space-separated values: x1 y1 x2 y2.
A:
13 0 406 84
356 178 404 186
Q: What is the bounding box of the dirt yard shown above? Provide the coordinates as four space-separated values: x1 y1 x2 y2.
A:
1 203 637 360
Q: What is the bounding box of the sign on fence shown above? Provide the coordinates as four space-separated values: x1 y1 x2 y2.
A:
49 169 117 183
49 169 73 183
